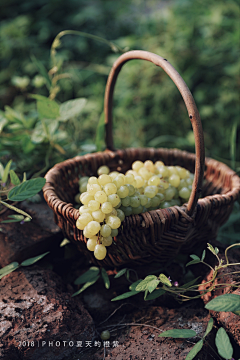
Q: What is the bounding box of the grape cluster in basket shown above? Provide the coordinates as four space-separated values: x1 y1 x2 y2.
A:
76 160 194 261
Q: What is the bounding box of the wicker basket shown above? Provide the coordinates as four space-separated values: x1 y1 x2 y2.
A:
43 51 240 267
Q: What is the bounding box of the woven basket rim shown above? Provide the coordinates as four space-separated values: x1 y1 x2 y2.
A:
43 147 240 225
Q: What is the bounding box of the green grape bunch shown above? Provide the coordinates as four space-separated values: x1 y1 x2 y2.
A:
75 161 194 261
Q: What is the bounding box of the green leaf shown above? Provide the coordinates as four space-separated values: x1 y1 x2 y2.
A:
214 247 219 255
147 279 160 293
145 288 166 301
31 121 47 144
0 162 4 179
181 277 201 289
2 160 12 183
233 310 240 316
95 112 105 151
135 275 157 291
0 262 19 279
129 279 143 291
205 294 240 312
158 329 196 338
31 95 60 119
204 317 213 338
59 98 87 121
185 340 204 360
207 243 216 255
159 274 172 287
0 200 32 219
114 268 127 278
1 214 24 223
8 178 46 201
111 290 139 301
72 276 100 297
0 114 8 133
144 289 149 300
101 268 110 289
74 267 99 285
186 259 201 267
30 54 51 90
60 239 70 247
10 170 21 185
215 327 233 359
20 252 50 266
190 254 200 260
201 250 206 261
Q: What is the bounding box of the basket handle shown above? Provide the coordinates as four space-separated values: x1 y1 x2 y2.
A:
104 50 205 216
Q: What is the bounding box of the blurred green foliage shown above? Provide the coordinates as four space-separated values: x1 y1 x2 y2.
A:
0 0 239 178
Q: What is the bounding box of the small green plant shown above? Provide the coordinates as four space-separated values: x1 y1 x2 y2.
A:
0 252 50 280
159 315 236 360
72 266 110 297
0 159 46 221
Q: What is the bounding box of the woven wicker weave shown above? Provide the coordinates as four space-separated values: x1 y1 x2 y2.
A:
43 51 240 267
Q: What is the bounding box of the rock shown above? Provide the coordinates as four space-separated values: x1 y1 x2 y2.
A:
0 201 64 267
199 254 240 346
91 300 217 360
0 266 95 360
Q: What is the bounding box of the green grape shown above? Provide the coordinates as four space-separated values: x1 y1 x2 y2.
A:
114 200 122 209
120 206 133 216
144 198 152 208
156 165 169 178
121 196 130 207
94 244 107 260
109 171 119 180
79 205 92 215
83 227 93 238
106 215 121 229
138 166 151 180
81 193 94 205
98 174 112 186
101 202 113 214
132 205 143 214
144 186 157 198
168 166 178 175
164 187 176 201
94 190 108 203
134 176 144 188
116 209 125 222
76 213 93 230
155 161 164 167
159 179 169 190
155 193 165 203
108 194 120 207
79 176 89 186
117 185 129 198
130 195 141 208
87 237 98 251
105 208 117 217
151 196 161 208
138 186 144 194
126 169 138 177
100 330 111 340
80 182 88 193
101 236 113 246
88 200 101 211
111 228 118 237
161 201 172 208
125 184 135 196
178 179 187 190
85 221 101 236
175 166 188 179
132 160 144 171
139 194 148 206
148 175 160 186
186 177 193 185
125 173 135 184
104 183 117 195
92 210 105 223
100 224 112 237
87 183 101 195
144 160 155 173
88 176 99 185
97 165 110 175
169 174 181 188
179 187 191 199
113 175 125 188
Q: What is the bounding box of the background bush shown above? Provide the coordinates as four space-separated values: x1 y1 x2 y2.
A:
0 0 239 177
